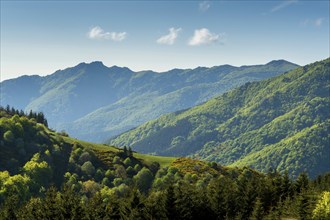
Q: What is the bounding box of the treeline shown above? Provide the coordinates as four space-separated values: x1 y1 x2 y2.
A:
0 105 48 127
1 169 329 220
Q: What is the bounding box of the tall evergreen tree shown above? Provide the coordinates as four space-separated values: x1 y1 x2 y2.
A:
298 192 311 220
128 147 133 157
296 172 309 194
123 146 128 157
250 197 264 220
165 184 178 220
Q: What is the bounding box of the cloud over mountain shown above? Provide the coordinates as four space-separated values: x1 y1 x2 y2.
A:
188 28 222 46
88 26 127 41
157 27 182 45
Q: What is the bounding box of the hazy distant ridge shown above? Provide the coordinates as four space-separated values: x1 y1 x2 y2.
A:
1 60 298 142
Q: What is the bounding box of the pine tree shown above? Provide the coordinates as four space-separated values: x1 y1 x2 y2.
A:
165 184 177 220
250 197 264 220
28 110 33 119
107 200 126 220
123 146 128 157
128 147 133 157
298 192 311 220
6 105 10 112
236 171 257 219
295 172 309 194
208 177 226 218
41 187 62 219
129 190 146 219
175 181 195 219
86 193 108 219
281 170 292 200
0 194 19 220
145 191 167 220
60 187 86 219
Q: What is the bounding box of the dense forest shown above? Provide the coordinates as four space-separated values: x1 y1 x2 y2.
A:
0 107 329 219
110 58 330 178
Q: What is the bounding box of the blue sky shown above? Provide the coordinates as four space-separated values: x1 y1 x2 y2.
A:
0 0 329 81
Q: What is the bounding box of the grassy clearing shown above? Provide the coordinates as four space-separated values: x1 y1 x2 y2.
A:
133 153 176 168
61 134 176 168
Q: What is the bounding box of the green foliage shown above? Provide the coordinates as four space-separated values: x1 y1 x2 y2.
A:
113 156 121 164
171 157 219 177
3 130 14 143
23 159 52 191
250 197 264 220
123 157 132 166
1 101 330 219
0 107 167 208
111 58 330 178
0 171 31 203
298 192 312 220
1 156 330 219
134 167 154 194
81 161 95 176
312 191 330 220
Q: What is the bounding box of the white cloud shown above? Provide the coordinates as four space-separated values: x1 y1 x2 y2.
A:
199 1 210 12
315 18 324 27
301 18 325 27
271 0 298 13
188 28 222 46
88 26 127 41
301 19 310 26
157 27 182 45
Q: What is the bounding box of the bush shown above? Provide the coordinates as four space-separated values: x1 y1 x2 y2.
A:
81 161 95 176
3 131 14 143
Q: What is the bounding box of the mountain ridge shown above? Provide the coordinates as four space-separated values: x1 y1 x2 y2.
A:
1 60 299 142
109 58 330 178
2 60 298 83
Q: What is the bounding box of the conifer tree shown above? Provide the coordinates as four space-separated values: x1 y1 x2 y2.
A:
165 184 177 220
128 147 133 157
295 172 309 194
298 192 311 220
250 197 264 220
129 190 146 219
41 187 62 219
123 146 128 157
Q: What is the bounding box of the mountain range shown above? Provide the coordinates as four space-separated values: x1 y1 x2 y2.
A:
0 60 298 142
110 58 330 178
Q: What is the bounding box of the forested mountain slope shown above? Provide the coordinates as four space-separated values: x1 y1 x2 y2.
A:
0 60 298 142
110 58 330 178
0 106 175 200
1 107 329 220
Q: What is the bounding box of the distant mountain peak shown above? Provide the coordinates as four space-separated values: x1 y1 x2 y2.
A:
109 65 132 73
193 66 208 71
219 64 236 68
90 61 105 66
266 59 298 66
74 61 106 68
55 62 132 77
